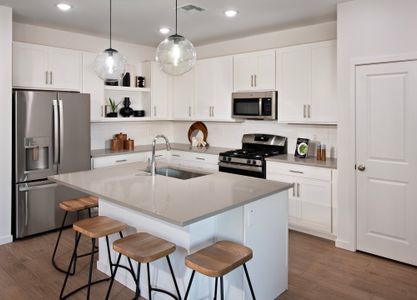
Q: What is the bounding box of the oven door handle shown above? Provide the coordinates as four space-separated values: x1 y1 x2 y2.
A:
219 161 263 172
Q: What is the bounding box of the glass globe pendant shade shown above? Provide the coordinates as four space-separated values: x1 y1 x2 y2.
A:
156 34 196 76
94 48 126 82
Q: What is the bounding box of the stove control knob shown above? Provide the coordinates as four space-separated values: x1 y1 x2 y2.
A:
247 159 251 164
227 157 232 162
253 160 258 165
222 156 227 161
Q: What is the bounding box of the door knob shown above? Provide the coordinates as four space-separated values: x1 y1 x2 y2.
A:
357 165 366 171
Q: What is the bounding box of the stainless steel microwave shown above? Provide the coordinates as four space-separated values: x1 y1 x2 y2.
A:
232 91 277 120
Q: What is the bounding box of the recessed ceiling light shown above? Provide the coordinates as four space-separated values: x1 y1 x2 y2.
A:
159 27 171 35
56 3 72 11
224 9 238 18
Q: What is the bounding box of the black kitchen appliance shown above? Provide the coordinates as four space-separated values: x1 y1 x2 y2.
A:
219 134 287 178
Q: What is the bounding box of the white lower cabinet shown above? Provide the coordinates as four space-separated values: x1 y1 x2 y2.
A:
169 150 219 171
267 161 336 239
91 152 148 169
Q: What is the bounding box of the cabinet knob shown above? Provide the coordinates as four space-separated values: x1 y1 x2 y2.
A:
357 165 366 171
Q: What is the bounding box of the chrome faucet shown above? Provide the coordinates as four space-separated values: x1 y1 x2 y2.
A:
149 135 171 176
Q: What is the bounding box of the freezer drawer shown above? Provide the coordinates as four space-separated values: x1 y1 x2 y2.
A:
15 180 88 238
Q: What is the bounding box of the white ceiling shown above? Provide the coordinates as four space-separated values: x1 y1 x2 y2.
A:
0 0 346 47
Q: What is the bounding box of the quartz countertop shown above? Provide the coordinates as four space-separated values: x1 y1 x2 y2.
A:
266 154 337 169
91 143 233 158
49 162 292 226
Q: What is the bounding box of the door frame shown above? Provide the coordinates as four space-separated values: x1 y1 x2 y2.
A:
337 52 417 252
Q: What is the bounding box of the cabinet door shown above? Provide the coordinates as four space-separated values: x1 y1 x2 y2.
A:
298 178 332 233
310 41 337 124
254 50 276 90
212 56 234 120
277 46 310 123
194 59 213 119
13 42 49 89
172 69 194 119
48 47 82 91
151 62 170 120
233 54 256 91
82 52 104 121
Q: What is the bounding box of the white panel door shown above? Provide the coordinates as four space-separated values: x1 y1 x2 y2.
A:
12 42 49 89
82 52 104 121
212 56 233 120
310 41 337 124
277 46 310 123
356 60 417 265
150 62 170 119
255 50 276 90
172 69 194 119
194 59 213 119
48 47 82 91
233 54 256 91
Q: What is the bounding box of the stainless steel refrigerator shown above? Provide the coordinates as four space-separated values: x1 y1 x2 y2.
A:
13 90 91 239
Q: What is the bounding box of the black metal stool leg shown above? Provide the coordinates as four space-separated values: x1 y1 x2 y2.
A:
220 277 224 300
243 263 256 300
134 262 141 300
214 277 218 300
86 238 96 300
105 252 122 300
59 232 81 299
147 263 152 300
166 256 182 300
184 270 195 300
52 211 74 274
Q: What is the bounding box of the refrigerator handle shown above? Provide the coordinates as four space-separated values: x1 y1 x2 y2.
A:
53 100 59 165
59 99 64 167
24 190 28 227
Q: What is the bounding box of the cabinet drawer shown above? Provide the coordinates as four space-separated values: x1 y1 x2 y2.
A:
267 161 331 181
170 151 218 163
92 153 147 168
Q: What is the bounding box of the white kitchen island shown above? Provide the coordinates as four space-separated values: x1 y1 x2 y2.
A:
50 162 292 300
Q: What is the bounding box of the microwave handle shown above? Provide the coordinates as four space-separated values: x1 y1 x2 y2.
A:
259 98 263 115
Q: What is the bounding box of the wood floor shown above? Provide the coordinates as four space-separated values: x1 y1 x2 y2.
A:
0 229 416 300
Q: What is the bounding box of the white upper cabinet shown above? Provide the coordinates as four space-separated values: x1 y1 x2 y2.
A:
149 62 170 120
233 50 275 91
194 56 234 121
82 52 104 121
172 68 195 120
13 42 82 91
277 40 337 124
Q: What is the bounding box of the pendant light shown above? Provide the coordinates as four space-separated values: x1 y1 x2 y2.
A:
94 0 126 82
155 0 196 76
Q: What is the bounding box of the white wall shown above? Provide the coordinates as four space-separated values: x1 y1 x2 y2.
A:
173 21 338 157
0 6 13 245
337 0 417 251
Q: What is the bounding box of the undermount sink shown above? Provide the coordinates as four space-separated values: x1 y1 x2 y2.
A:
148 167 208 180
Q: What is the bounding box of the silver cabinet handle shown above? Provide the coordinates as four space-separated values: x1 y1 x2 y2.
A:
297 183 300 197
188 106 192 117
357 164 366 171
292 183 296 197
254 74 257 87
308 104 311 118
196 157 206 161
251 75 254 87
212 106 214 117
153 106 156 117
289 170 304 174
115 159 127 163
50 71 53 85
172 154 181 157
303 105 307 118
45 71 49 84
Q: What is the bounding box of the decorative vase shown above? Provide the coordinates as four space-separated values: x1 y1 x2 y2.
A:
122 72 131 87
119 97 134 117
106 112 118 118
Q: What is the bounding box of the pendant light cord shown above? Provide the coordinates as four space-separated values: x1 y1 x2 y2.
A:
175 0 178 35
109 0 112 48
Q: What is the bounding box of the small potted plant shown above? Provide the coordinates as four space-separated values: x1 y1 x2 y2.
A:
106 98 120 118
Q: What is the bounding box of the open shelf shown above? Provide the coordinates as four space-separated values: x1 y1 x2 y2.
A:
91 117 152 123
104 86 151 93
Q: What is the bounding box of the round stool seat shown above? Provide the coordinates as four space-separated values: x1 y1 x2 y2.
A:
113 232 176 263
185 241 253 277
59 196 98 212
73 216 127 239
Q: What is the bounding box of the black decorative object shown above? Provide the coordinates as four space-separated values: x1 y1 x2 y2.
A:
119 97 134 117
133 110 145 117
122 72 131 87
106 112 118 118
295 138 309 158
105 80 118 86
136 76 145 88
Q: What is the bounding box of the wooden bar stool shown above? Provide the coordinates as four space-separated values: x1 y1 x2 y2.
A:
184 241 256 300
59 216 134 300
106 232 182 300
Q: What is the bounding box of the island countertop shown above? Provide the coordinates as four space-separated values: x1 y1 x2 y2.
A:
49 162 292 226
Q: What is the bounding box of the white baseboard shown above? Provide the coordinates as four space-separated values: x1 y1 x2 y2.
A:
335 238 356 252
289 225 336 241
0 234 13 245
